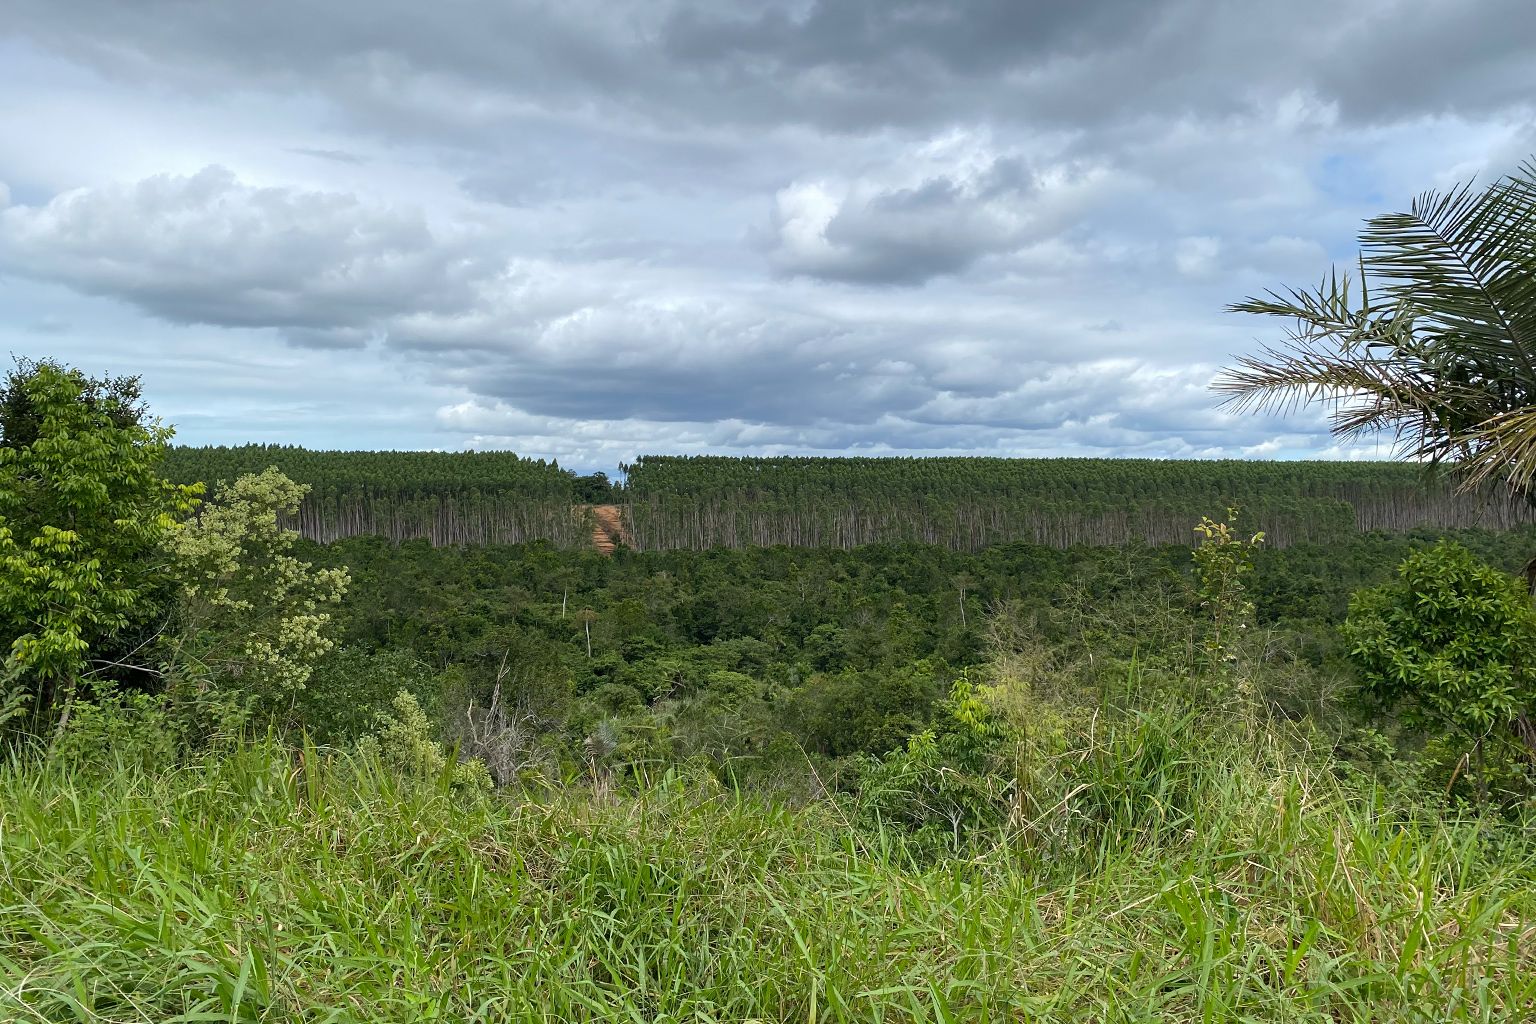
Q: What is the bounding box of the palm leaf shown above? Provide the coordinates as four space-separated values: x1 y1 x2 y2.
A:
1363 171 1536 390
1216 160 1536 485
1458 405 1536 491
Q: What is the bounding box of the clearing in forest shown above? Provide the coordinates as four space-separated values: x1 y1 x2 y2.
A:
588 504 628 554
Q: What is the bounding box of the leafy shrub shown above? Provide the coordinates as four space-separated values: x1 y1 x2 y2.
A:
1344 540 1536 796
357 691 491 789
50 685 179 772
703 669 759 710
297 646 438 744
793 660 948 757
857 673 1014 852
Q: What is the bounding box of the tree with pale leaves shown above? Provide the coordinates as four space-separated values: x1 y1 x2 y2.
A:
163 467 348 711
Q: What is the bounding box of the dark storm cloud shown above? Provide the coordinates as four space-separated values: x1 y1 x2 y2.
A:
6 0 1536 137
1316 2 1536 122
662 0 1536 129
661 0 1157 73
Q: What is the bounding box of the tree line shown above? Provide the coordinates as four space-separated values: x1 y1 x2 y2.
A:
156 447 1536 552
161 444 611 546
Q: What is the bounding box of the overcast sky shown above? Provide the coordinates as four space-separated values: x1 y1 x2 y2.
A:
3 1 1534 472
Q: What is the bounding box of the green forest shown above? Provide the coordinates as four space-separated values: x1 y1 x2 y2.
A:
7 355 1536 1021
162 445 1536 550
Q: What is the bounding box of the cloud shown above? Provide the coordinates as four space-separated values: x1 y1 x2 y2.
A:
0 166 484 345
24 315 68 334
4 2 1535 466
765 136 1125 285
287 147 369 164
1174 236 1220 276
429 353 1329 469
7 0 1536 141
768 157 1039 284
393 267 861 423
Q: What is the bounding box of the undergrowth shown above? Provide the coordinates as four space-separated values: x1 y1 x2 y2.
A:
2 719 1533 1023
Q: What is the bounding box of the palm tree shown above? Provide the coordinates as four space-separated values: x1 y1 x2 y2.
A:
1213 161 1536 490
1216 165 1536 754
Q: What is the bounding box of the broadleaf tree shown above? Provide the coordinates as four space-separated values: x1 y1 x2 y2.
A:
0 359 200 731
163 467 349 721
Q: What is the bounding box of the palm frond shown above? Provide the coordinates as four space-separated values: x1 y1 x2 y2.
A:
1363 171 1536 389
1217 271 1447 446
1215 334 1479 457
1226 268 1381 346
1458 405 1536 492
1218 160 1536 485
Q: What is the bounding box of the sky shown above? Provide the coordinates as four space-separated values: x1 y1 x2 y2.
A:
2 1 1535 474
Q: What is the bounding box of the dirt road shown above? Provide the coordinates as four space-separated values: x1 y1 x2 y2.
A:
589 505 628 554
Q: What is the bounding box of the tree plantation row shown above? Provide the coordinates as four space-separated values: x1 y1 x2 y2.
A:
159 444 1536 550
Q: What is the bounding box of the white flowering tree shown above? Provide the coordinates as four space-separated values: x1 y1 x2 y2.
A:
164 468 349 715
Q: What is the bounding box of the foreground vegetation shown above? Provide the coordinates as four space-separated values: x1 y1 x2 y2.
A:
4 708 1534 1022
19 154 1536 1020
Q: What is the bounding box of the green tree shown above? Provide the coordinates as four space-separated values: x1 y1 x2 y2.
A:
1191 509 1264 665
163 468 348 720
1343 541 1536 794
0 360 199 730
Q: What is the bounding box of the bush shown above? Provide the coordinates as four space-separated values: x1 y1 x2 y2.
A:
50 685 178 772
856 673 1014 852
297 646 438 745
1344 540 1536 798
793 660 948 757
357 690 491 789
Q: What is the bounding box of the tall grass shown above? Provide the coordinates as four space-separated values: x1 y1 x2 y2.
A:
2 722 1533 1022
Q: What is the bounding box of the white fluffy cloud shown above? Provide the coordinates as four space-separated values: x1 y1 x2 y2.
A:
0 166 484 347
767 163 1038 284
